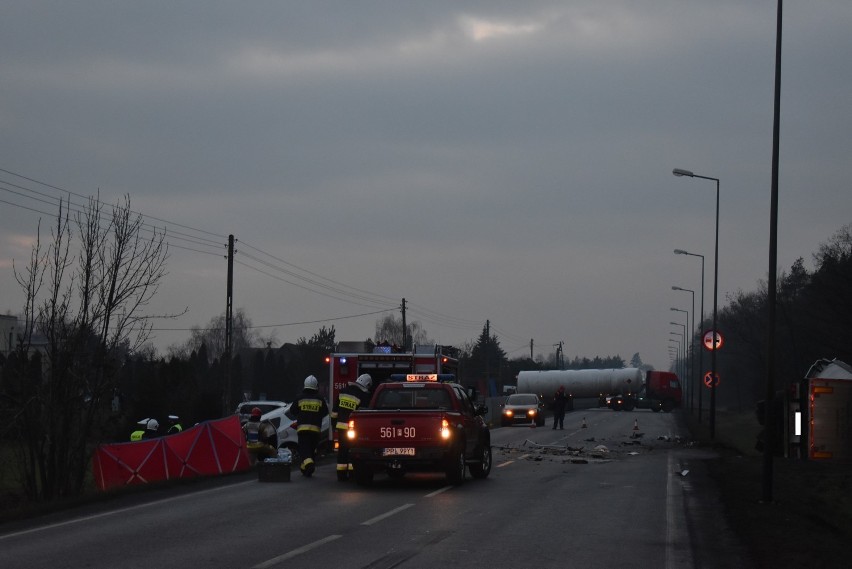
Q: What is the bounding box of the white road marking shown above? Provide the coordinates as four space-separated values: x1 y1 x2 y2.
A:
425 486 453 497
666 453 694 569
361 503 415 526
0 479 256 541
253 534 342 568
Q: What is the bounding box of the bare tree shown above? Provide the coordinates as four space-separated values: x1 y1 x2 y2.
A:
168 308 275 363
374 314 431 348
5 195 171 501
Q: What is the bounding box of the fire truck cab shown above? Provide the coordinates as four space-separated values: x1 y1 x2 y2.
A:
326 341 459 444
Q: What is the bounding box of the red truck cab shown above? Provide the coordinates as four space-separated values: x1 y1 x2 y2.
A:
346 374 492 485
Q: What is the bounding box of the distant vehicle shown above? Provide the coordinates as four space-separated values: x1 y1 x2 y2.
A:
346 373 491 486
235 400 330 463
516 369 681 412
501 393 546 427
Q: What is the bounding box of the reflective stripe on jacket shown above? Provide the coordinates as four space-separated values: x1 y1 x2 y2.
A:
291 389 329 433
333 383 369 430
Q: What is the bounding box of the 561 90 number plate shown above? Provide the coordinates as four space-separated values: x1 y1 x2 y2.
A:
382 447 415 457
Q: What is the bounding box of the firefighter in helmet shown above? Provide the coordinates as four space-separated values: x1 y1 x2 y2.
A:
290 375 329 477
332 373 372 481
244 407 277 462
142 418 160 439
167 414 183 434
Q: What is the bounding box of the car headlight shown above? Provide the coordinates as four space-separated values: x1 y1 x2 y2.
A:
503 410 514 417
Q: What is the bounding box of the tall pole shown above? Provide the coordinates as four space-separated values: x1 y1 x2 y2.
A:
673 170 720 440
673 287 695 412
675 250 705 422
669 336 681 378
763 0 783 504
401 298 407 351
670 322 686 381
711 178 719 440
224 234 234 416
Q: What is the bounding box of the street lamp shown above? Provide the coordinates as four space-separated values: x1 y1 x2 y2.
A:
673 168 720 439
674 249 705 422
668 336 682 377
670 320 686 381
671 296 693 409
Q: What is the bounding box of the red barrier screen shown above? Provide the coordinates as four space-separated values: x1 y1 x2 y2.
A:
93 415 251 491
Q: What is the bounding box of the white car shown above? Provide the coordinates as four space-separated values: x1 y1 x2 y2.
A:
234 400 331 463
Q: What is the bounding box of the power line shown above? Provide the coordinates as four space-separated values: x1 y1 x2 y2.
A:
1 166 533 346
239 239 400 305
0 167 225 240
150 308 394 332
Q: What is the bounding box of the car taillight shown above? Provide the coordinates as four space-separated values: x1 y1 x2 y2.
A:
347 420 356 440
440 418 451 440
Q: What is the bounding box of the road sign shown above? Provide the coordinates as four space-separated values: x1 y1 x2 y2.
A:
703 371 720 388
703 330 724 351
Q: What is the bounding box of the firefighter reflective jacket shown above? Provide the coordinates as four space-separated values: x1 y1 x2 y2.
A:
291 389 329 433
332 382 370 431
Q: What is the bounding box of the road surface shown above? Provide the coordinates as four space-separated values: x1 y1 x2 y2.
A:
1 408 752 568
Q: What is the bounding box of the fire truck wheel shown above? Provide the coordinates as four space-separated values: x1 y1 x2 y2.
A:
469 445 492 479
445 446 466 485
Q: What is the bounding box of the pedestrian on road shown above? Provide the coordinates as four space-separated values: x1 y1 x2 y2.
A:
291 375 329 477
552 386 568 430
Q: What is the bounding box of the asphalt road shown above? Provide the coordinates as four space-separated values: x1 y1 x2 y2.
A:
0 408 752 569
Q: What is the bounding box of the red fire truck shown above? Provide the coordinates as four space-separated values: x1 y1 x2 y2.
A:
326 341 459 445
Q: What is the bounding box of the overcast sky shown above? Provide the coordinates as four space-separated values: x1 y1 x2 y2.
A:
1 1 850 372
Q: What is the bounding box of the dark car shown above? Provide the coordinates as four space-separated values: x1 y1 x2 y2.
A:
501 393 545 427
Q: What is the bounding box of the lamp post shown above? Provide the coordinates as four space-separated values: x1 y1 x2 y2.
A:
674 249 705 422
671 292 694 410
673 168 720 440
670 322 686 381
668 336 682 379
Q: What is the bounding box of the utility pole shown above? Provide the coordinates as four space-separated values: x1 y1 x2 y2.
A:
485 320 490 387
530 339 534 361
400 298 407 351
224 235 234 416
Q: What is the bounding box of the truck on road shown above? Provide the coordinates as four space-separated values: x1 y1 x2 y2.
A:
516 368 681 412
346 374 492 486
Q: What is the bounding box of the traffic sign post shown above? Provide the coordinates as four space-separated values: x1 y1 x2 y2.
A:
703 371 720 388
703 330 724 351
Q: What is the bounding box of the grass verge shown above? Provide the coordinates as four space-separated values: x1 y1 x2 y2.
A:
685 409 852 569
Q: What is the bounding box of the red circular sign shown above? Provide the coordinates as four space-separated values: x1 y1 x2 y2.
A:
703 330 724 351
703 371 720 388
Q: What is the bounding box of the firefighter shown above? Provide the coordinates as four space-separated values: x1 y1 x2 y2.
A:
243 407 278 462
142 418 160 439
291 375 329 477
167 414 183 434
129 418 148 441
332 373 372 481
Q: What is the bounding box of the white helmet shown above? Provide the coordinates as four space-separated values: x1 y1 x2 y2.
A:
304 375 319 390
146 419 159 431
355 374 372 391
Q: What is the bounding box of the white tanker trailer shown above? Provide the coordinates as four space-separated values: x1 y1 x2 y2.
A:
516 368 681 412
